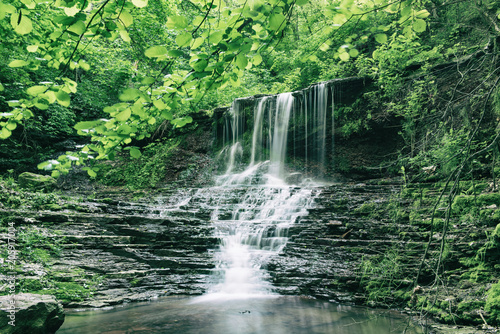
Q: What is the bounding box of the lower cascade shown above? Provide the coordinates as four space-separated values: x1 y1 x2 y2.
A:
197 87 326 301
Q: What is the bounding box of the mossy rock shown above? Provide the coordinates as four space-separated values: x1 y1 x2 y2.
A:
18 173 57 191
0 293 65 334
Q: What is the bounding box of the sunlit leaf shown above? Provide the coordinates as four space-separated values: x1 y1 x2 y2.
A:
119 88 140 101
191 37 205 49
118 10 133 27
115 108 131 121
209 31 223 44
166 15 188 29
9 59 29 67
55 90 71 107
235 54 248 70
68 20 86 35
269 12 286 31
132 0 148 8
176 32 192 47
0 127 12 139
87 168 97 177
27 45 38 52
339 52 350 61
27 85 48 96
171 116 193 128
375 33 387 43
145 46 167 58
130 147 141 158
10 13 32 35
412 19 426 33
119 30 131 42
348 49 359 57
252 54 262 65
64 5 79 16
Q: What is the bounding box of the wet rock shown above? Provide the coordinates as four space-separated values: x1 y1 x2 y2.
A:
0 293 65 334
285 173 303 184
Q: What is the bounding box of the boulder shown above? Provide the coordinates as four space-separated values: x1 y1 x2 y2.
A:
18 172 57 190
0 293 65 334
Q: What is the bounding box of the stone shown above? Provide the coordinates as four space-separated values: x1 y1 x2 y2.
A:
285 172 303 184
0 293 65 334
17 172 57 191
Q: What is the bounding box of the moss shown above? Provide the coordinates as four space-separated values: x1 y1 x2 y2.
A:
353 202 378 215
486 280 500 325
50 282 92 303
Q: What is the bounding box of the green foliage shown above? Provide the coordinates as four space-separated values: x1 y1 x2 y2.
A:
96 138 180 189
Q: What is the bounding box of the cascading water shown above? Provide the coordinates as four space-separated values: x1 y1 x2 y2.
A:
196 84 334 302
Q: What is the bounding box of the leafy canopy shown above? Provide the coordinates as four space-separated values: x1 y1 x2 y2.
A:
0 0 430 177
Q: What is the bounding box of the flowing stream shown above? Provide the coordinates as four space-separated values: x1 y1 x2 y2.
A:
58 84 425 333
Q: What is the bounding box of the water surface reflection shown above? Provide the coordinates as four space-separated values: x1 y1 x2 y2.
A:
58 296 425 334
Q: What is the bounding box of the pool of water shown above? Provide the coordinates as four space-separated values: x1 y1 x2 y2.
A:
57 295 425 334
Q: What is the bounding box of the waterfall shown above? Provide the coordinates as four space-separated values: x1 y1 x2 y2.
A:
196 83 334 302
269 93 293 178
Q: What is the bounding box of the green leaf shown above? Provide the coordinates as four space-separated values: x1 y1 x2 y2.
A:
319 43 329 51
116 108 131 121
74 121 100 130
235 54 248 70
141 77 155 85
55 90 70 107
191 59 208 72
87 169 97 178
27 45 38 52
252 54 262 65
166 15 188 29
27 85 48 96
0 127 12 139
132 0 148 8
415 9 430 19
296 0 308 5
130 147 141 159
208 31 223 44
10 12 32 35
119 30 131 42
161 110 173 120
339 52 350 61
167 49 184 57
119 88 140 101
145 46 167 58
78 60 90 71
37 161 51 170
118 10 133 27
348 49 359 57
375 33 387 44
6 122 17 130
191 37 204 49
0 3 16 21
171 116 193 128
269 12 286 31
176 32 192 47
8 59 29 67
64 5 79 16
68 20 86 35
412 19 426 33
0 83 3 92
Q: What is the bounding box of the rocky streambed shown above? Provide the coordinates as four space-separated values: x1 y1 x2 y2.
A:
1 179 499 333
